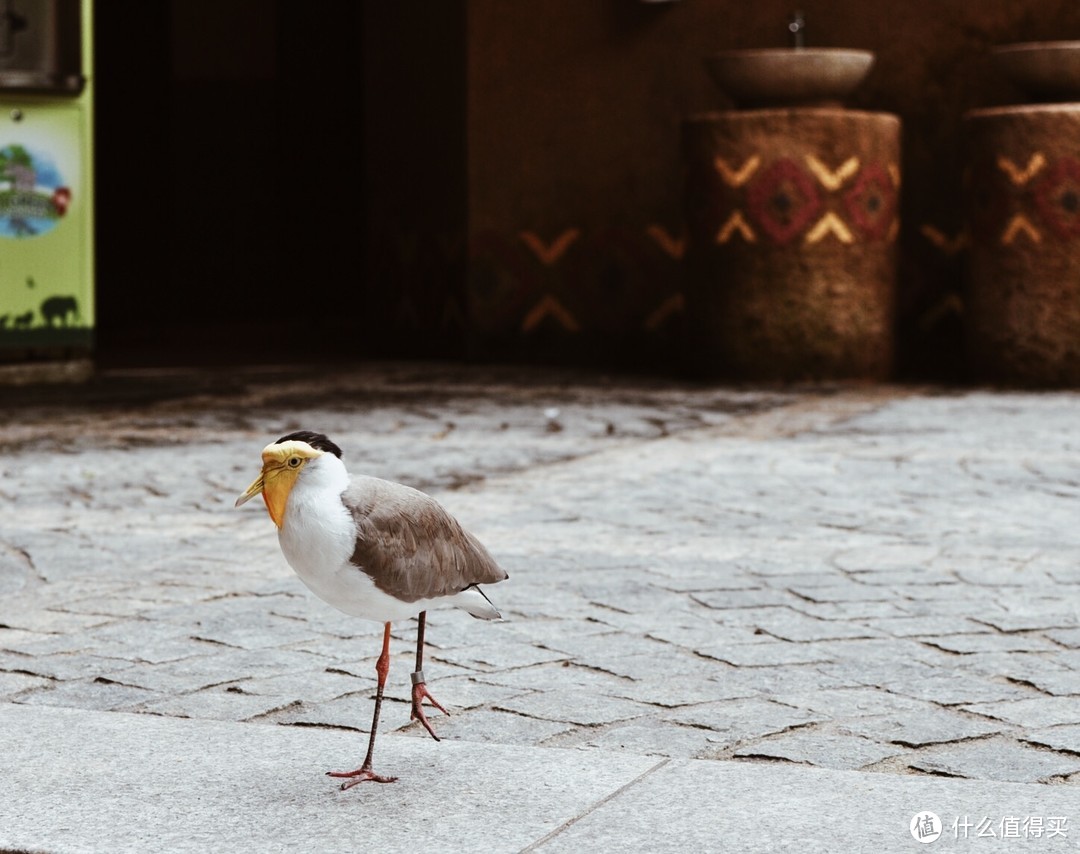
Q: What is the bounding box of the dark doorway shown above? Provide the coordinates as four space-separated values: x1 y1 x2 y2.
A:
93 1 465 367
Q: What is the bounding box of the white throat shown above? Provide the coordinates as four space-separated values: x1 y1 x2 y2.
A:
277 453 353 582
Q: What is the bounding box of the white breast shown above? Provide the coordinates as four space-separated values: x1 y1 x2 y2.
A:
276 455 432 623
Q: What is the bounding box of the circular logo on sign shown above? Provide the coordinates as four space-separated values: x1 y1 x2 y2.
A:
0 144 71 239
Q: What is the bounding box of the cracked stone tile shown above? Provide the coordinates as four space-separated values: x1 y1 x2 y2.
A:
503 619 615 644
643 557 756 581
0 608 115 633
580 608 711 635
748 571 843 589
1021 724 1080 755
834 544 939 572
575 652 721 683
786 585 899 604
957 651 1076 688
585 720 722 757
1045 627 1080 649
0 651 135 682
812 638 953 667
0 670 52 698
536 632 669 661
0 629 131 658
396 707 573 744
952 566 1049 587
846 568 955 586
114 581 238 608
389 615 537 651
863 668 1036 706
432 642 570 672
15 678 162 712
920 634 1061 655
51 596 165 618
887 583 968 602
663 698 825 747
229 668 373 702
862 616 989 638
723 666 855 697
269 694 384 731
0 627 54 648
267 599 386 639
141 687 300 721
494 687 652 726
774 687 934 719
604 674 754 709
733 729 905 770
585 588 696 617
909 737 1080 783
695 641 834 667
750 611 884 643
842 707 1004 747
150 593 297 627
1046 567 1080 586
99 649 328 694
961 696 1080 729
974 612 1079 633
790 600 910 621
83 620 218 664
189 612 324 651
473 662 632 694
650 572 761 594
646 623 763 650
690 588 798 610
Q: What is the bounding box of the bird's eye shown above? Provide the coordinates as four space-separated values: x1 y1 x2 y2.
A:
288 457 301 468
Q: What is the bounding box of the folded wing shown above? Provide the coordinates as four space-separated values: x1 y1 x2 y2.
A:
344 475 507 603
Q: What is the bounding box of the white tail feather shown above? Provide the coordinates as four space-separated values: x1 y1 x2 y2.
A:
453 586 502 620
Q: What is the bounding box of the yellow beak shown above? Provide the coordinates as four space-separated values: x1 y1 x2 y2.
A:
235 465 296 528
234 474 265 508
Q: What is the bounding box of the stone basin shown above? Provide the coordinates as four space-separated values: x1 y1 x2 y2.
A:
704 48 875 109
993 41 1080 102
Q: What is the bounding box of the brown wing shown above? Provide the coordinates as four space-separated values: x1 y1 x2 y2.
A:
344 475 507 603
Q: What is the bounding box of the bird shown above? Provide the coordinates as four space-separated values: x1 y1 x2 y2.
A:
235 430 508 787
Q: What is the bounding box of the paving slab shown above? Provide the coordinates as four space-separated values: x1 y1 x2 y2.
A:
0 702 658 854
532 756 1080 853
5 702 1078 854
908 736 1080 784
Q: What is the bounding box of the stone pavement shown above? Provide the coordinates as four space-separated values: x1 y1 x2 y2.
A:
1 364 1078 852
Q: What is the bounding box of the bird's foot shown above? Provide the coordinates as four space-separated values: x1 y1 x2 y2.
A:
326 767 398 789
411 672 449 741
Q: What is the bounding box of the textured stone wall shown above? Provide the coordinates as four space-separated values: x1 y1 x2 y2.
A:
966 106 1080 385
682 109 899 380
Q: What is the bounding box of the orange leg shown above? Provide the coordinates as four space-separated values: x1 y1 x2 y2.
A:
411 610 449 741
327 622 398 788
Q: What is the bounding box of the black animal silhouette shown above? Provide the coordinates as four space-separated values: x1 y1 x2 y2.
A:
0 314 9 329
40 295 79 327
13 310 33 329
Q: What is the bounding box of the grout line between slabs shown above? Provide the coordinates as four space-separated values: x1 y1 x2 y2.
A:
518 757 671 853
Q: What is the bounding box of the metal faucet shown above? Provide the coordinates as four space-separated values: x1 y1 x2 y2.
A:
788 10 806 49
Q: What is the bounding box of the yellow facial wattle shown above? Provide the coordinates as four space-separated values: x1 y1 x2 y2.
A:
234 440 323 528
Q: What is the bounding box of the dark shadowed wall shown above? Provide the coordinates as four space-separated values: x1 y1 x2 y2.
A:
92 1 1080 375
464 0 1080 376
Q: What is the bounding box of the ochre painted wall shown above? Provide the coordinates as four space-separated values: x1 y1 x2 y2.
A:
465 0 1080 376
